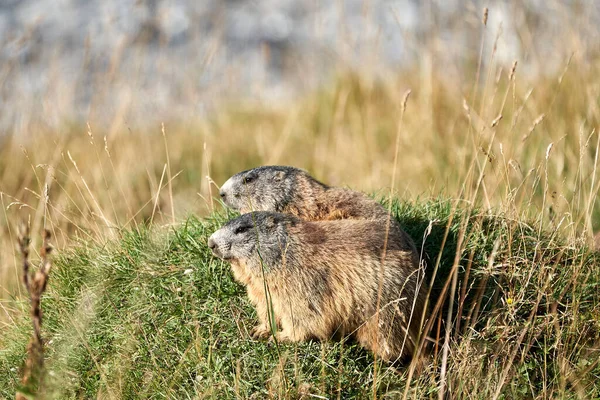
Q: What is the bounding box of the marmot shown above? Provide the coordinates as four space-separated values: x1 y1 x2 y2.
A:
218 166 417 254
207 211 429 363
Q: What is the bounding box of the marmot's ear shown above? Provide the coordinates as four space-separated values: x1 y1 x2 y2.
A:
273 171 286 182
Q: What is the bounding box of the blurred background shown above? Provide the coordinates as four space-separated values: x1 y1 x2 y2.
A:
1 1 600 306
2 0 598 132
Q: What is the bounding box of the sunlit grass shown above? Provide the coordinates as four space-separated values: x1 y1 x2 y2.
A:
1 198 597 398
2 4 600 397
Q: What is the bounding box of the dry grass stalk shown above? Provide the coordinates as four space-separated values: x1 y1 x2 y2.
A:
162 123 176 225
373 88 411 399
438 216 469 400
15 225 53 400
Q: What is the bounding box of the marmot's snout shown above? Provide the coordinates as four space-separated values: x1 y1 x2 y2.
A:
207 231 231 259
218 176 238 208
207 235 217 250
207 235 220 258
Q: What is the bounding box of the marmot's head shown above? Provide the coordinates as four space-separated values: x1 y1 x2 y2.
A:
219 166 325 213
208 212 296 264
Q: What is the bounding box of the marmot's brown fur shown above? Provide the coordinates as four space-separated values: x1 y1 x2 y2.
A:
208 212 429 363
219 165 418 254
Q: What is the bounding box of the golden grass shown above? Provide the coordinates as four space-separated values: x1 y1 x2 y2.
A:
1 5 599 398
1 58 600 321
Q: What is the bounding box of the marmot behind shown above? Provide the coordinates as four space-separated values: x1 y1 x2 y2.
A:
208 212 428 363
218 165 417 254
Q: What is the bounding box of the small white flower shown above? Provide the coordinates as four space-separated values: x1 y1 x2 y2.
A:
184 269 194 275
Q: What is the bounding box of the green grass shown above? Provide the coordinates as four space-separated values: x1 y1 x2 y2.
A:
1 198 599 399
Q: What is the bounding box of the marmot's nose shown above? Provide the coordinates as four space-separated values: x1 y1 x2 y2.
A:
207 237 216 250
219 190 226 199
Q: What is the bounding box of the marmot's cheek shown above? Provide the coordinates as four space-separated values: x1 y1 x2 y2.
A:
215 243 233 260
249 244 259 259
222 197 235 209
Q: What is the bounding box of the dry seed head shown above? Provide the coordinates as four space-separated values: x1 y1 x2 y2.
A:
509 61 518 81
508 159 522 175
462 98 470 113
532 114 545 126
86 122 94 145
17 222 31 293
522 114 546 142
104 135 110 157
545 143 554 160
401 89 412 112
480 147 495 163
42 229 52 253
43 183 49 202
17 223 31 251
491 114 503 128
67 151 81 174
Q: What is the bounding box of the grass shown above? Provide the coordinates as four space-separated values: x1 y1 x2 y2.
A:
1 64 600 397
2 66 600 298
2 4 600 397
0 198 598 399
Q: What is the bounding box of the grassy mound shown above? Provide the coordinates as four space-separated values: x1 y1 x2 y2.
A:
1 198 599 399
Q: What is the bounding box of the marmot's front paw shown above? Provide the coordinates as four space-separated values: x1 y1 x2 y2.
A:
250 324 270 339
265 331 290 344
274 330 297 343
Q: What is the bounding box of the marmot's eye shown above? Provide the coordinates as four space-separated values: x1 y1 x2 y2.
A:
235 226 250 234
243 174 255 184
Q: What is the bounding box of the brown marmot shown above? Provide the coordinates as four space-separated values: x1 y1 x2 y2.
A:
207 211 429 363
218 165 418 254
